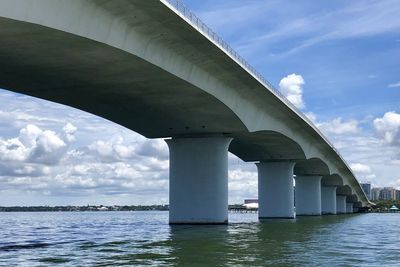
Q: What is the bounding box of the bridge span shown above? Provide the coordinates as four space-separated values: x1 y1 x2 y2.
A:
0 0 372 224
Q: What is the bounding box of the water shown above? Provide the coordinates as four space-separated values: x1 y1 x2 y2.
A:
0 212 399 266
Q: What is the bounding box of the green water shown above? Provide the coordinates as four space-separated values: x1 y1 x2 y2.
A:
0 211 399 266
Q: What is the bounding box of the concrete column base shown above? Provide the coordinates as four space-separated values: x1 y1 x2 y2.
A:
257 161 295 219
321 186 337 215
336 195 347 214
166 136 232 224
346 202 354 213
295 175 322 216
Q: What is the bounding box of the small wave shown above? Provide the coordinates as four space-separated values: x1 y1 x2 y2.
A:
0 242 51 251
39 257 71 263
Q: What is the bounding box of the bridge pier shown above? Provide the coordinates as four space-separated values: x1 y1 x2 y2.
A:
321 186 337 214
166 136 232 224
295 175 322 216
257 161 295 219
336 195 347 214
346 202 354 213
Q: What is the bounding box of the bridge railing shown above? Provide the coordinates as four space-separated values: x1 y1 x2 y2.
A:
162 1 334 144
162 0 369 203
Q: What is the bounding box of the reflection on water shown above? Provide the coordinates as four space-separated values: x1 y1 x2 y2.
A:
0 211 399 266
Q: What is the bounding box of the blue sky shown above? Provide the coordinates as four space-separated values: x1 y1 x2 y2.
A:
0 0 399 205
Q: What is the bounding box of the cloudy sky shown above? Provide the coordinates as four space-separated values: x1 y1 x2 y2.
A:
1 0 399 206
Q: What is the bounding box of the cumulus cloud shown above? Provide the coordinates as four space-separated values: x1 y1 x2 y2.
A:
304 112 317 123
136 139 169 160
279 73 305 109
0 124 68 165
373 111 400 145
88 136 136 162
350 163 371 174
316 117 359 135
228 167 258 203
63 123 77 142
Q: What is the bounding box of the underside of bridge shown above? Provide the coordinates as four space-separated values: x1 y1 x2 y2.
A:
0 17 249 138
0 0 370 223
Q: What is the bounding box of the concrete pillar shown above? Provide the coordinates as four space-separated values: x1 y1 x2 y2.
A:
295 175 322 216
166 136 232 224
346 202 354 213
321 186 337 214
336 195 347 214
257 161 295 219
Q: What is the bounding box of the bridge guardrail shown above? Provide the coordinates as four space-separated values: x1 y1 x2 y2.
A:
162 0 333 145
162 0 368 202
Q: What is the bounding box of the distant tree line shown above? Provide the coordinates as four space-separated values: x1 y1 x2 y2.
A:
0 205 169 212
371 200 400 211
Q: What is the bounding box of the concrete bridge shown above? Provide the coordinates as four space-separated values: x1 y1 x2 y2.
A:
0 0 372 224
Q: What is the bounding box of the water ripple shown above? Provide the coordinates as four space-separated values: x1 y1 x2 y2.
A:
0 212 399 266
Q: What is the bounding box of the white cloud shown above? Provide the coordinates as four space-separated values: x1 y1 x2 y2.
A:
228 167 258 204
0 124 67 165
316 118 359 135
373 111 400 145
213 0 400 58
63 123 77 142
388 82 400 88
350 163 372 174
304 112 317 123
136 139 169 160
88 136 136 162
279 73 305 109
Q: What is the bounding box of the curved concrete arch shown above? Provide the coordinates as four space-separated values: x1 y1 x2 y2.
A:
336 185 353 196
346 194 359 203
0 0 336 159
229 131 306 162
321 174 344 187
0 16 248 138
0 0 370 208
294 158 330 176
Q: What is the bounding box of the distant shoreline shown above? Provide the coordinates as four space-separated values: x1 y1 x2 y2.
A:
0 205 169 212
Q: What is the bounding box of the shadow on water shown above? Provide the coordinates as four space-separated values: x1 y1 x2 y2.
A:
3 212 399 266
165 215 351 267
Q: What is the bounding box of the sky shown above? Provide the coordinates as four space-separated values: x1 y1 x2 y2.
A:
1 0 399 206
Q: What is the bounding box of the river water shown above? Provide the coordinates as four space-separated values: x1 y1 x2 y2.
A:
0 211 399 266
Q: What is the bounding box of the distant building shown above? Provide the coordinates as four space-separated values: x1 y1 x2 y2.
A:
396 190 400 200
360 182 371 199
243 199 258 209
379 187 396 200
371 188 381 201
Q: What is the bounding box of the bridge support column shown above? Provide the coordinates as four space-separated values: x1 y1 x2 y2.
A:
346 202 354 213
295 175 322 216
166 136 232 224
336 195 347 214
257 161 295 219
321 186 337 215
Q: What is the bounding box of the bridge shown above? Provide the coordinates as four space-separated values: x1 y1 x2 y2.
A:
0 0 372 224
